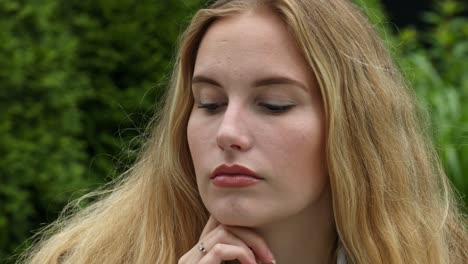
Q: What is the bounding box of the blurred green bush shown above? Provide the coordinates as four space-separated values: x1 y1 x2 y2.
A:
0 0 466 262
0 0 204 261
396 0 468 206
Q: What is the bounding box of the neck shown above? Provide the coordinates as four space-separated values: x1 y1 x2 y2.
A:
255 186 337 264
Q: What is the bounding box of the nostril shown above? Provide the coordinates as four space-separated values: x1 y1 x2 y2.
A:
230 144 241 150
216 130 250 152
215 119 252 152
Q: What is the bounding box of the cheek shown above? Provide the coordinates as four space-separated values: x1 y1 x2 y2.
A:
295 124 326 176
272 118 327 188
187 117 195 152
273 118 325 162
187 115 214 170
187 116 202 168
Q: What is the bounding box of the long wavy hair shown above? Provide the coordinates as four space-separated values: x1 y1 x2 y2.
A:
20 0 468 263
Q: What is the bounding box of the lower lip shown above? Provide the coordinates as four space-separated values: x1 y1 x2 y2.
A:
211 175 262 187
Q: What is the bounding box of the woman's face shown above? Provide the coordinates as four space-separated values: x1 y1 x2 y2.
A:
187 8 329 227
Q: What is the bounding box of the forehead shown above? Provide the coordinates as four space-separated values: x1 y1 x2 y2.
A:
194 8 314 85
200 8 289 50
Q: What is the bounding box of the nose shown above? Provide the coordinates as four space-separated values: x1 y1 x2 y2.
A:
216 103 252 152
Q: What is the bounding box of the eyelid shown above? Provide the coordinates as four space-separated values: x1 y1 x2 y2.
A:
258 102 296 113
197 102 227 113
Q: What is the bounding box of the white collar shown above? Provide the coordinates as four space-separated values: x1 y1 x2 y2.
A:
336 241 347 264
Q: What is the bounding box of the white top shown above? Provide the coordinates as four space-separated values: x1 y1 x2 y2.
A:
337 241 347 264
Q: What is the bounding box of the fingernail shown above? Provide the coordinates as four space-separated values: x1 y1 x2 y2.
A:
258 261 276 264
267 251 275 261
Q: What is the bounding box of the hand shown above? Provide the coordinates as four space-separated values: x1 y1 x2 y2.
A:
178 216 276 264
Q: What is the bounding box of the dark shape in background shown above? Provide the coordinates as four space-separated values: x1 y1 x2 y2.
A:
382 0 435 29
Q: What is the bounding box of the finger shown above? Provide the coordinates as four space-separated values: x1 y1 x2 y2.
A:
200 215 220 238
180 233 254 264
198 243 257 264
201 226 256 259
223 226 275 263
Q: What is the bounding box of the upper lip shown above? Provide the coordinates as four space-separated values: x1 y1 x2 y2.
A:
211 164 262 179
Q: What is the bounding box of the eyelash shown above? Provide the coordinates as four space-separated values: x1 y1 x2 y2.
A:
197 103 226 112
258 102 295 113
197 102 295 114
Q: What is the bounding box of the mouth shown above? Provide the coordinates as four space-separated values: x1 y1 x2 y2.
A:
210 164 263 187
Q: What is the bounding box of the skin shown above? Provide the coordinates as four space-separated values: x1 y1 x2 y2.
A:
184 7 337 264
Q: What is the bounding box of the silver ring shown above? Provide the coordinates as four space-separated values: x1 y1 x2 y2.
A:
197 242 207 254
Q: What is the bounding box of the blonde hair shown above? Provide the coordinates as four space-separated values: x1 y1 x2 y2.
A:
20 0 467 263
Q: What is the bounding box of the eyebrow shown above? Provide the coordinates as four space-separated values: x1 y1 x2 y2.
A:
191 75 308 91
191 75 222 87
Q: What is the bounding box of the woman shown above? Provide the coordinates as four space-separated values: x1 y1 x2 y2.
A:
22 0 468 263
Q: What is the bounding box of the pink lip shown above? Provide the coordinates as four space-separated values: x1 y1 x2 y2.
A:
211 164 263 187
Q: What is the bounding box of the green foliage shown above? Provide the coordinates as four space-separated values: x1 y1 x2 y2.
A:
0 0 90 260
353 0 388 26
0 0 204 261
396 0 468 206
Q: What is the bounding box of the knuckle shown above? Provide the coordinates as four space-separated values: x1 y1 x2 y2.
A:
178 254 187 263
213 229 230 243
241 251 252 261
211 244 225 257
217 227 229 237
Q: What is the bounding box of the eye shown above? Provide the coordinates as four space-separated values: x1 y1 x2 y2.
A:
258 102 295 113
197 102 226 113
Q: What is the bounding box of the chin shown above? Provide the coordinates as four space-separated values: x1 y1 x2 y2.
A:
209 201 269 227
214 212 262 227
